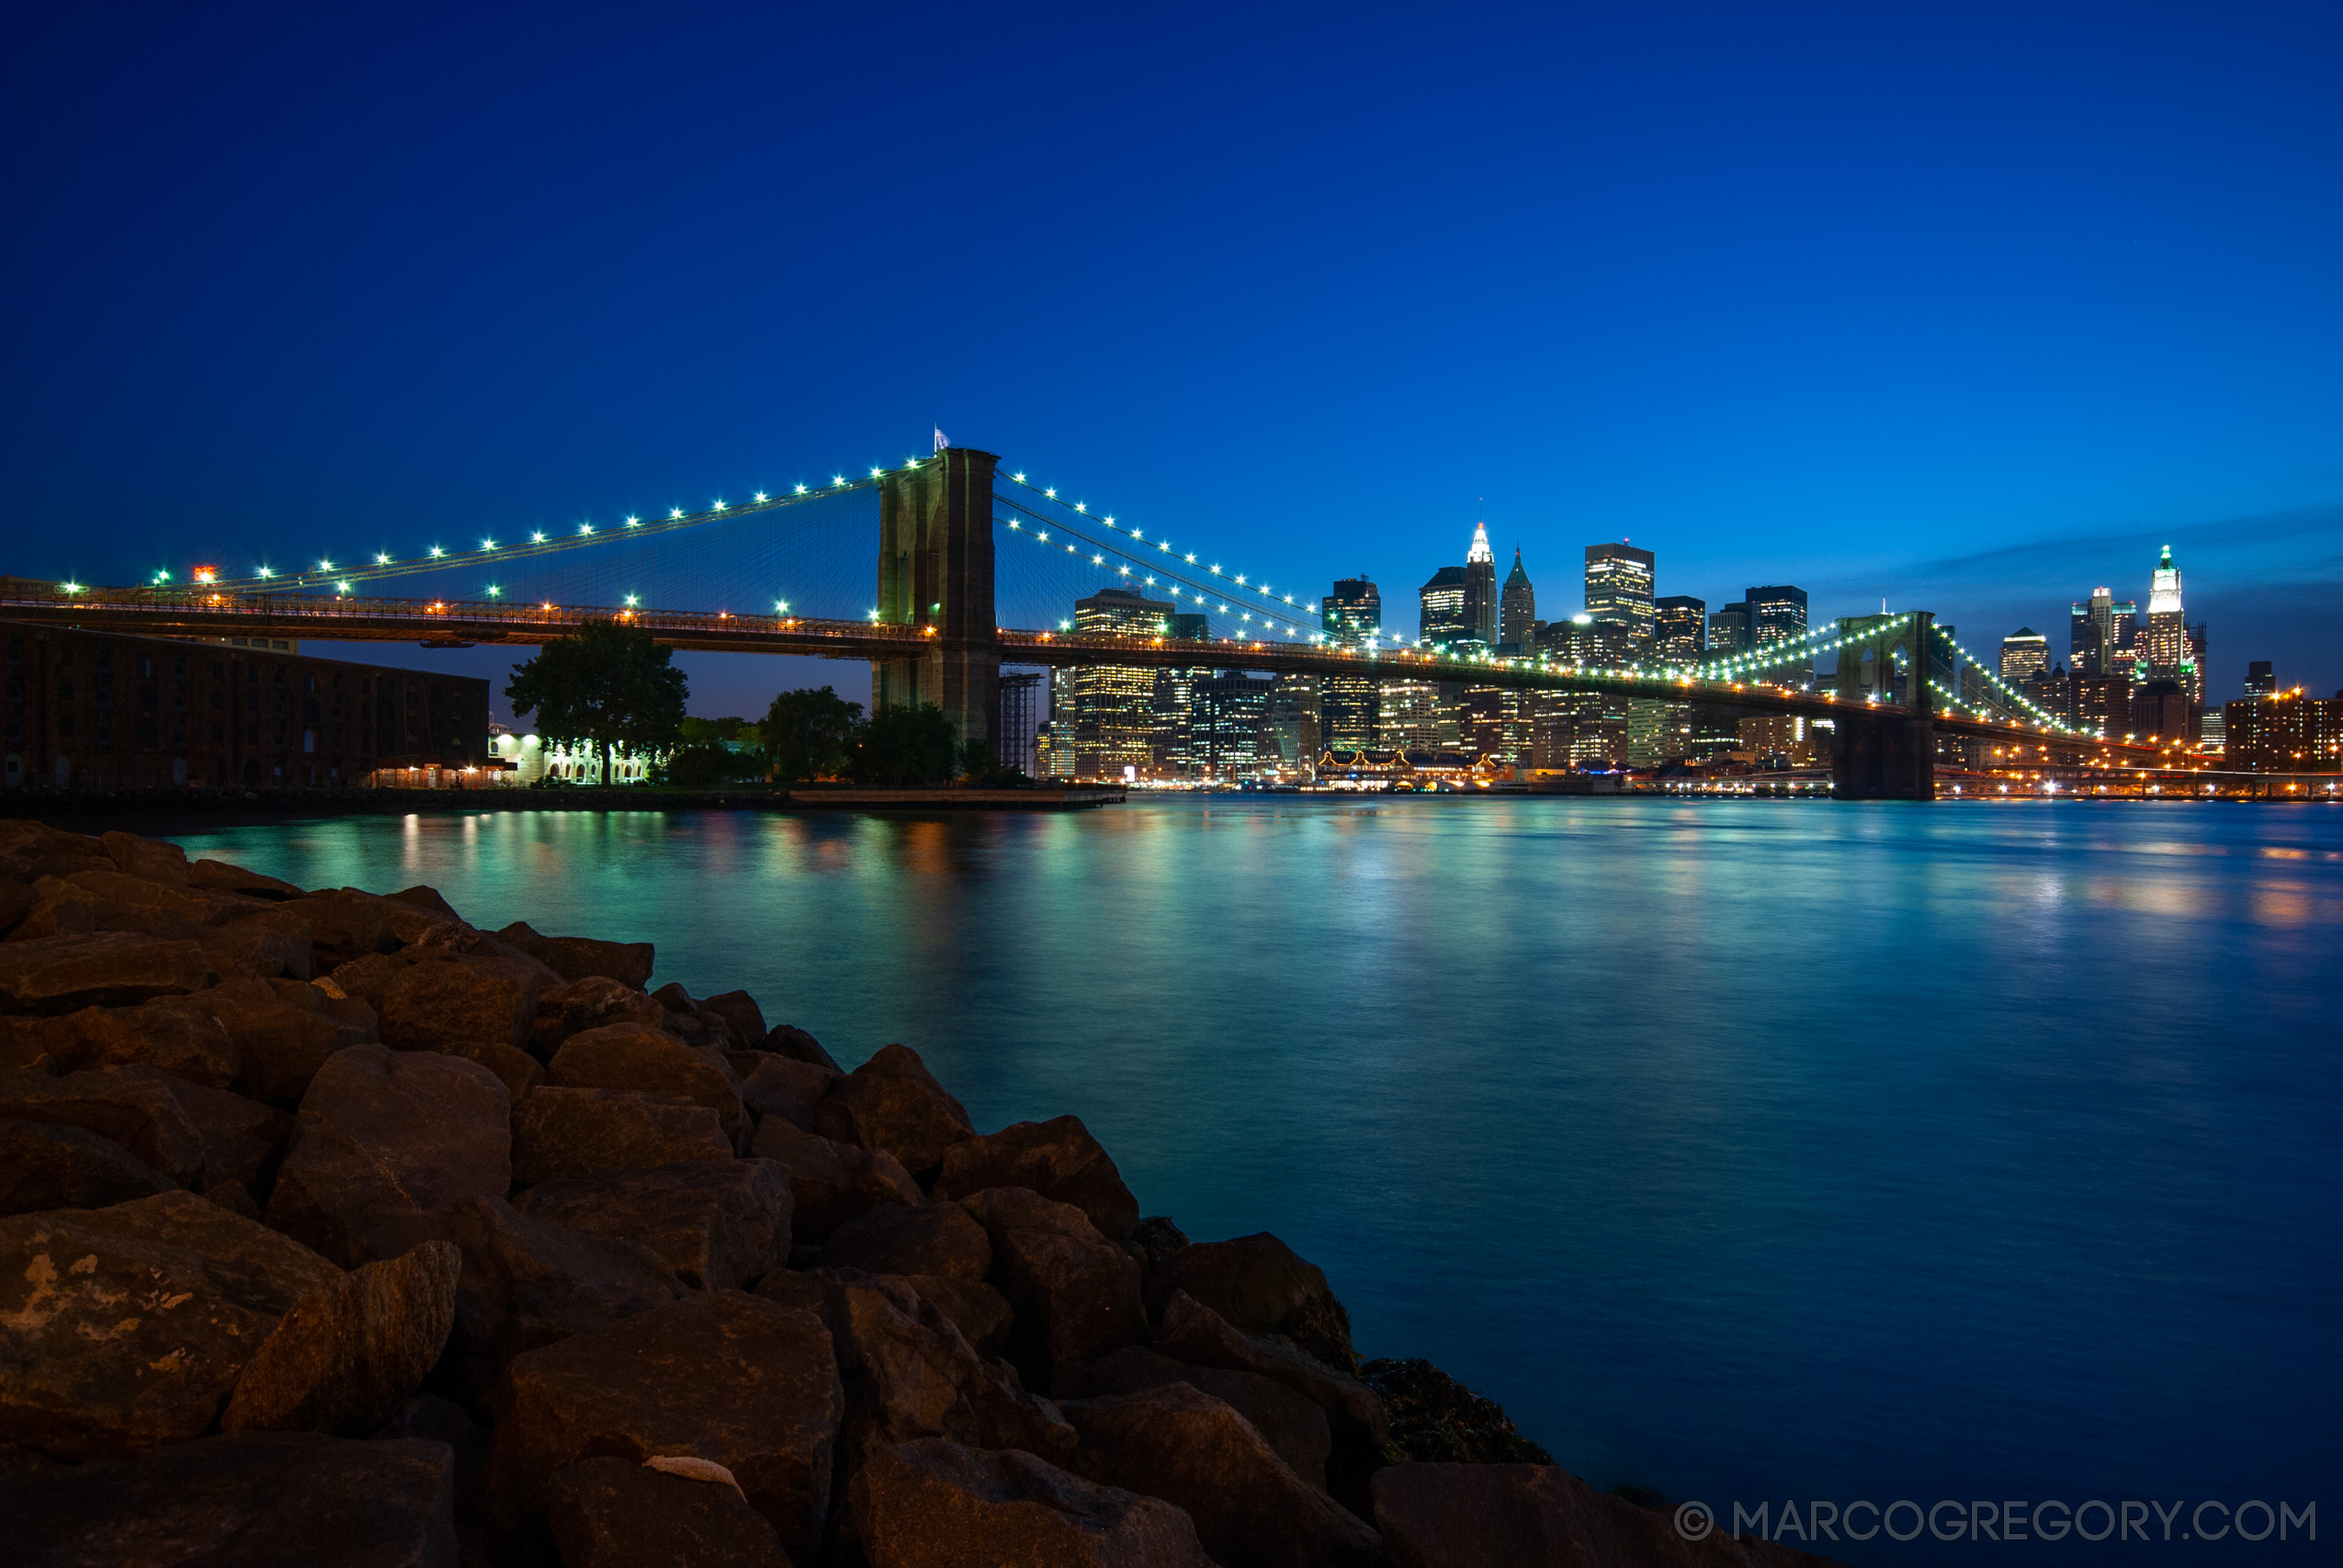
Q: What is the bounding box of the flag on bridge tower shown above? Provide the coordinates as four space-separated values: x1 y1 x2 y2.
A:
934 426 949 453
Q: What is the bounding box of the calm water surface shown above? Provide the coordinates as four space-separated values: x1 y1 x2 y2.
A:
174 798 2339 1562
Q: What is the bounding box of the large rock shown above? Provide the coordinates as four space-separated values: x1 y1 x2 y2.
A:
698 989 767 1050
512 1087 731 1186
1373 1461 1850 1568
168 1072 293 1190
934 1113 1140 1243
546 1455 789 1568
549 1024 745 1141
1063 1382 1383 1568
0 1430 458 1567
0 931 215 1012
958 1187 1146 1394
820 1198 990 1281
851 1437 1213 1568
1155 1290 1385 1446
1075 1345 1334 1489
380 958 541 1085
529 975 667 1059
0 1191 341 1459
1360 1357 1555 1464
496 920 655 988
763 1022 843 1072
63 865 255 927
736 1053 836 1131
31 998 241 1088
266 1044 512 1268
1149 1231 1358 1372
99 829 191 885
0 1063 255 1187
191 976 377 1101
222 1240 462 1435
898 1272 1016 1358
821 1273 1076 1471
746 1114 921 1239
0 879 37 938
811 1043 973 1179
268 896 397 964
188 856 304 900
0 1117 175 1215
515 1159 791 1291
491 1291 843 1559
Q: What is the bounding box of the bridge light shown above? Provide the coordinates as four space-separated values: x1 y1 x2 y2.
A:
871 468 884 479
1059 619 1070 630
1075 502 1086 513
375 553 391 564
669 508 685 519
625 516 640 527
430 546 446 558
714 501 727 510
485 585 500 597
256 567 274 579
1036 531 1048 541
61 581 83 593
579 525 594 536
481 538 497 550
833 476 846 487
795 484 808 494
334 580 352 593
1045 488 1056 498
753 492 767 503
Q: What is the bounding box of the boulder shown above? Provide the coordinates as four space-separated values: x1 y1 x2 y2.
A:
495 920 655 988
1373 1461 1847 1568
1360 1357 1554 1464
736 1053 836 1130
958 1186 1147 1394
0 931 215 1012
0 1063 209 1186
699 989 767 1050
1075 1345 1334 1490
188 857 304 900
812 1043 973 1179
515 1159 791 1292
206 1178 263 1219
380 959 540 1081
894 1272 1016 1358
747 1115 922 1240
549 1024 745 1141
822 1273 1077 1470
852 1438 1213 1568
33 998 240 1088
316 886 458 947
0 879 39 937
266 1044 512 1268
1130 1213 1192 1274
491 1291 843 1559
191 976 377 1101
512 1087 731 1186
167 1072 293 1190
0 1190 341 1459
934 1114 1140 1243
547 1455 790 1568
819 1198 990 1281
373 1393 490 1522
387 884 462 920
221 1240 459 1436
0 1116 175 1214
269 896 396 964
4 891 97 943
329 950 418 1008
202 907 315 982
99 829 191 885
66 865 264 928
763 1023 843 1072
0 1430 458 1567
1063 1382 1383 1568
1149 1231 1357 1372
529 975 667 1059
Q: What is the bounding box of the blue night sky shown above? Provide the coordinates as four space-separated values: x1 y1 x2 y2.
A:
5 1 2339 716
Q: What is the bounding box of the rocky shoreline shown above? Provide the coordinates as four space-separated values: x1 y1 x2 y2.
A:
0 818 1838 1567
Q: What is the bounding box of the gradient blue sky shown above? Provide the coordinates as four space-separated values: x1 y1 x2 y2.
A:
6 1 2339 716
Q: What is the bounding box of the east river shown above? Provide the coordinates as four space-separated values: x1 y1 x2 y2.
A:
175 797 2339 1562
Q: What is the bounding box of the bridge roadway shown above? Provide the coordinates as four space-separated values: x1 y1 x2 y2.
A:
0 584 2168 767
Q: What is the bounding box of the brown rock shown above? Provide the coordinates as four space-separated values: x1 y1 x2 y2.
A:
222 1240 461 1434
99 829 191 884
491 1291 843 1558
192 976 376 1101
1076 1344 1334 1489
853 1437 1214 1568
1064 1382 1382 1568
0 1063 209 1185
0 1116 175 1215
513 1086 732 1186
318 886 459 947
1149 1231 1357 1372
895 1272 1016 1358
1130 1213 1192 1274
66 864 260 926
202 909 314 982
329 949 417 1008
959 1186 1146 1393
496 919 655 988
824 1273 1077 1470
820 1198 990 1281
699 989 767 1050
737 1053 836 1130
0 1190 341 1459
547 1454 790 1568
188 856 304 900
381 955 539 1060
0 931 216 1012
16 998 239 1088
169 1072 293 1189
515 1158 792 1291
1360 1357 1554 1464
811 1043 973 1179
934 1114 1139 1242
549 1023 744 1140
0 879 39 937
205 1177 264 1220
4 891 97 943
387 884 462 920
748 1114 922 1240
763 1023 843 1072
0 1430 458 1567
271 896 397 964
529 974 667 1059
1373 1461 1849 1568
266 1043 512 1268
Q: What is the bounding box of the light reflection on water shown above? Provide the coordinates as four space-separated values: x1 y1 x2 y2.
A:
171 798 2340 1565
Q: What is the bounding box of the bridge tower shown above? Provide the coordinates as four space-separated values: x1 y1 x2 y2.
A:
1831 609 1937 800
873 446 999 751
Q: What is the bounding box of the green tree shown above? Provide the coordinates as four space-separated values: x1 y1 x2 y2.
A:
851 702 960 786
505 620 688 782
762 685 863 783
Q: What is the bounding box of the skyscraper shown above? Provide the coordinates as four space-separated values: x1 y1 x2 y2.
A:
2069 587 2138 677
1998 627 2049 685
1419 566 1469 645
1069 588 1175 777
1194 672 1273 777
1708 602 1750 657
1464 523 1500 648
1745 585 1809 668
1320 575 1382 750
1653 596 1707 666
1584 543 1656 652
2139 545 2203 705
1500 549 1536 649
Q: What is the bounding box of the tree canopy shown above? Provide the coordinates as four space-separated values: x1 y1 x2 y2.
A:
505 620 687 776
763 685 863 783
850 701 960 786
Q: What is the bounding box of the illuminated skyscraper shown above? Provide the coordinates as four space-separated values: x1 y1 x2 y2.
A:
1320 576 1382 750
1500 549 1536 649
1998 627 2049 684
1464 523 1500 648
1069 588 1174 777
1653 596 1707 666
1708 601 1750 656
1746 585 1809 671
1419 566 1468 645
2139 545 2202 705
2069 587 2137 677
1584 543 1656 652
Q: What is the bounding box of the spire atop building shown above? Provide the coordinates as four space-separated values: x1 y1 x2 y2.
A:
1505 546 1531 586
1467 520 1494 564
2148 543 2182 615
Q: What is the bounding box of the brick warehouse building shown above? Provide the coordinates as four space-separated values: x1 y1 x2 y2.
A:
2 620 490 790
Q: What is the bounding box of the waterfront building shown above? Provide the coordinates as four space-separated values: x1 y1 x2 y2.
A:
2224 688 2343 772
1419 566 1469 644
1 619 488 791
1464 524 1500 648
1500 549 1536 649
1745 585 1810 672
1377 678 1447 752
1998 627 2050 685
1320 575 1382 750
1708 602 1751 657
1653 595 1707 665
1584 543 1656 653
1069 587 1174 777
1460 682 1527 765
